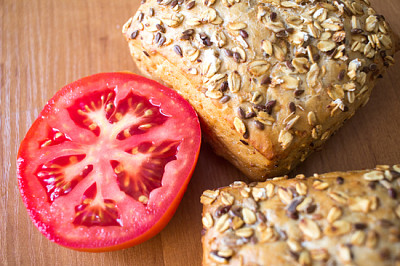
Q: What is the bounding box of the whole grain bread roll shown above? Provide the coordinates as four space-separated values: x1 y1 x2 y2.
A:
122 0 397 180
200 164 400 265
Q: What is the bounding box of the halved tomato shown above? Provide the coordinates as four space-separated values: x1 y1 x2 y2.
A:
17 73 201 251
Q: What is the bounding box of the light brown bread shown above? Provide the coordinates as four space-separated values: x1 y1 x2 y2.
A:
122 0 396 180
200 164 400 265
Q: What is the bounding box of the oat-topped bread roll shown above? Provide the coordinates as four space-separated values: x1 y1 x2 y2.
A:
122 0 397 180
200 164 400 265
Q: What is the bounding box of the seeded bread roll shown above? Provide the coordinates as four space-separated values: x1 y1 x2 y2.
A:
200 164 400 265
122 0 397 180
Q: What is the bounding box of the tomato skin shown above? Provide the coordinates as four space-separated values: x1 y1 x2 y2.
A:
17 73 201 252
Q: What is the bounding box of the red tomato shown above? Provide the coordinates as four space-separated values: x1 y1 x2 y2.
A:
17 73 201 251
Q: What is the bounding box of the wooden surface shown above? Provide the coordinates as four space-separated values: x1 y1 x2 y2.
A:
1 0 400 265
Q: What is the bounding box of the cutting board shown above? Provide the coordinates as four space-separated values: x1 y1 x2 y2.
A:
1 0 400 265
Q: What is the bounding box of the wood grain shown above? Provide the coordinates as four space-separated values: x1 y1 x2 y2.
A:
1 0 399 265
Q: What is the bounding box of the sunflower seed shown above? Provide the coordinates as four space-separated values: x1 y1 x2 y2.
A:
351 230 366 246
278 187 293 205
337 244 352 263
328 191 348 204
327 206 342 223
324 220 351 236
312 180 329 190
295 182 307 196
299 250 311 266
230 216 243 230
311 249 329 261
235 227 254 238
299 218 321 240
242 208 257 224
215 213 230 233
252 187 267 201
296 197 312 212
260 226 278 243
217 249 233 259
266 183 275 198
364 170 384 181
209 251 228 264
287 239 302 252
202 213 214 229
350 197 371 213
307 111 317 127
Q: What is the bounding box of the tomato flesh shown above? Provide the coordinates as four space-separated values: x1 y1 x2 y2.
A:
17 73 201 251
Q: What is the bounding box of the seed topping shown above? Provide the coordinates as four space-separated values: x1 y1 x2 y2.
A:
127 7 397 249
173 45 183 57
130 30 139 39
299 218 321 240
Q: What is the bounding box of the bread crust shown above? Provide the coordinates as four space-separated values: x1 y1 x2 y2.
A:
123 0 396 180
200 164 400 265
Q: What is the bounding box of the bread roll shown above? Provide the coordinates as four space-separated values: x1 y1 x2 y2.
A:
200 164 400 265
123 0 397 180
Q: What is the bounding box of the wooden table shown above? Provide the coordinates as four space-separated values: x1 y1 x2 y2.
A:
1 0 400 265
